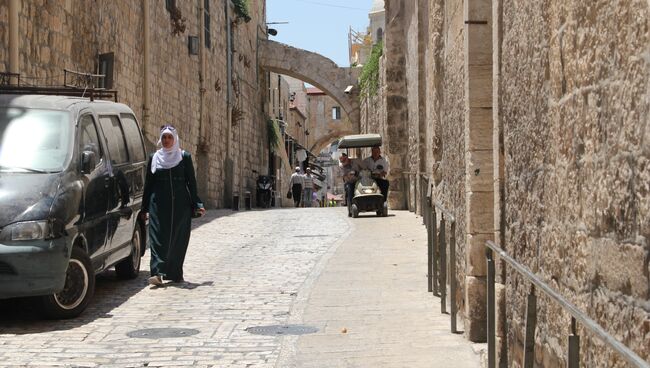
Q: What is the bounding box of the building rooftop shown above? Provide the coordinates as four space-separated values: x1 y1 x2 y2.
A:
370 0 384 14
306 87 325 95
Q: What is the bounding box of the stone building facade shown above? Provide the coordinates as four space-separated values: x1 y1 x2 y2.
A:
306 87 356 154
285 76 309 149
0 0 270 209
362 0 649 366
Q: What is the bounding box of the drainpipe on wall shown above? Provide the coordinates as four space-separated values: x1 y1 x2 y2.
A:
9 0 19 84
198 0 206 144
195 0 210 205
142 0 151 132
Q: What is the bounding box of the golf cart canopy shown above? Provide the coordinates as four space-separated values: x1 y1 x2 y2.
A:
338 134 382 149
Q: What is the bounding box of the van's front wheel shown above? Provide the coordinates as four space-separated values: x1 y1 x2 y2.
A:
40 247 95 319
115 225 143 279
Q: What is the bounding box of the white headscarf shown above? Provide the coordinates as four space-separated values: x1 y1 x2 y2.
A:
151 126 183 173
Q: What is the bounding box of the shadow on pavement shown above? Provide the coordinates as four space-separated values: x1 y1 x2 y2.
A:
0 269 151 333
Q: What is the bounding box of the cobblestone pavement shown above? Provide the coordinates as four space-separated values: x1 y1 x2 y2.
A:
0 208 483 368
0 209 350 368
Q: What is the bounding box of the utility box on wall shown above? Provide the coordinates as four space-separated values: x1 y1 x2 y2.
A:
188 36 199 55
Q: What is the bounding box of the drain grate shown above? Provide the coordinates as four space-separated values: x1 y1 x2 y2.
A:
245 324 318 336
126 328 200 339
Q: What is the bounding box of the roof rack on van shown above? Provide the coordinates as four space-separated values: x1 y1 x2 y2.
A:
0 70 118 102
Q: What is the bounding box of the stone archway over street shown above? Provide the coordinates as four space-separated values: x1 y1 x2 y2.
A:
309 129 357 155
259 39 361 133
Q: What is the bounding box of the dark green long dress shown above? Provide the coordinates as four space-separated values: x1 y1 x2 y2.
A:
142 151 203 281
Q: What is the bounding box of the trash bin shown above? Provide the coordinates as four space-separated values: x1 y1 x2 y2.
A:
244 191 251 210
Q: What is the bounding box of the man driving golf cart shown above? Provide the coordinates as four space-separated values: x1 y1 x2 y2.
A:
337 134 389 218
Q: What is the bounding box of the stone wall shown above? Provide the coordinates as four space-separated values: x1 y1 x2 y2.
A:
405 0 419 204
0 0 268 209
307 91 352 153
498 0 650 366
360 57 386 142
368 0 648 362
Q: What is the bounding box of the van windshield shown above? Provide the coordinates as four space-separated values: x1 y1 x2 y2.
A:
0 107 72 173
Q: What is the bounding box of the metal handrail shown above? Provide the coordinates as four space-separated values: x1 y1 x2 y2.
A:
485 240 649 368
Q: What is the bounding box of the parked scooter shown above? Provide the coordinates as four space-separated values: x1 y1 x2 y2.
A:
256 175 273 208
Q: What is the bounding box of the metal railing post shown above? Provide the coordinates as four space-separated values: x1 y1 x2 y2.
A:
524 286 537 368
431 208 439 295
487 248 496 368
424 179 429 232
421 176 426 225
450 220 457 333
427 201 433 293
439 215 447 314
568 317 580 368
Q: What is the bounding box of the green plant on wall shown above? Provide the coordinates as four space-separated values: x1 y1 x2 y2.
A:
267 119 281 153
233 0 251 23
359 41 383 97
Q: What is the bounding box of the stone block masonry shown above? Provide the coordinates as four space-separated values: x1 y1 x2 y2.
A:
363 0 649 366
0 0 269 209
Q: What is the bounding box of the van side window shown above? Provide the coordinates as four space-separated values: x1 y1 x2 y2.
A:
79 115 102 163
99 115 129 165
120 114 146 163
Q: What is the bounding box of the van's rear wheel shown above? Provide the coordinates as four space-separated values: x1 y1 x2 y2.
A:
41 247 94 319
115 225 143 279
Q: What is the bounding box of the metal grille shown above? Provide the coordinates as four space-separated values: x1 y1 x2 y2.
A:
245 325 318 336
126 328 200 339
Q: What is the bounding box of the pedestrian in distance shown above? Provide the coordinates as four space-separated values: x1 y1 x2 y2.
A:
302 168 315 207
140 125 205 286
289 166 303 207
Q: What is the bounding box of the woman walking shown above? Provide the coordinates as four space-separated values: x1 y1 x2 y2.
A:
141 125 205 286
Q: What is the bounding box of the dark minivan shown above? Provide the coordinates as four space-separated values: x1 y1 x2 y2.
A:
0 94 148 318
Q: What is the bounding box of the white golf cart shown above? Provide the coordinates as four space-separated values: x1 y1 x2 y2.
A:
338 133 388 218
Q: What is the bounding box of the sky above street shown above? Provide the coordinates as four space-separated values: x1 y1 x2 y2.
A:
266 0 374 67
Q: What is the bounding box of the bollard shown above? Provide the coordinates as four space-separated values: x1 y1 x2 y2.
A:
244 192 251 210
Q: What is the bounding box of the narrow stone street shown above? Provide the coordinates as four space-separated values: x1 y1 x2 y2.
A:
0 208 482 368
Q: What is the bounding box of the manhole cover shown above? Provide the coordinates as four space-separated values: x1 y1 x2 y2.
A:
245 324 318 336
126 328 200 339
